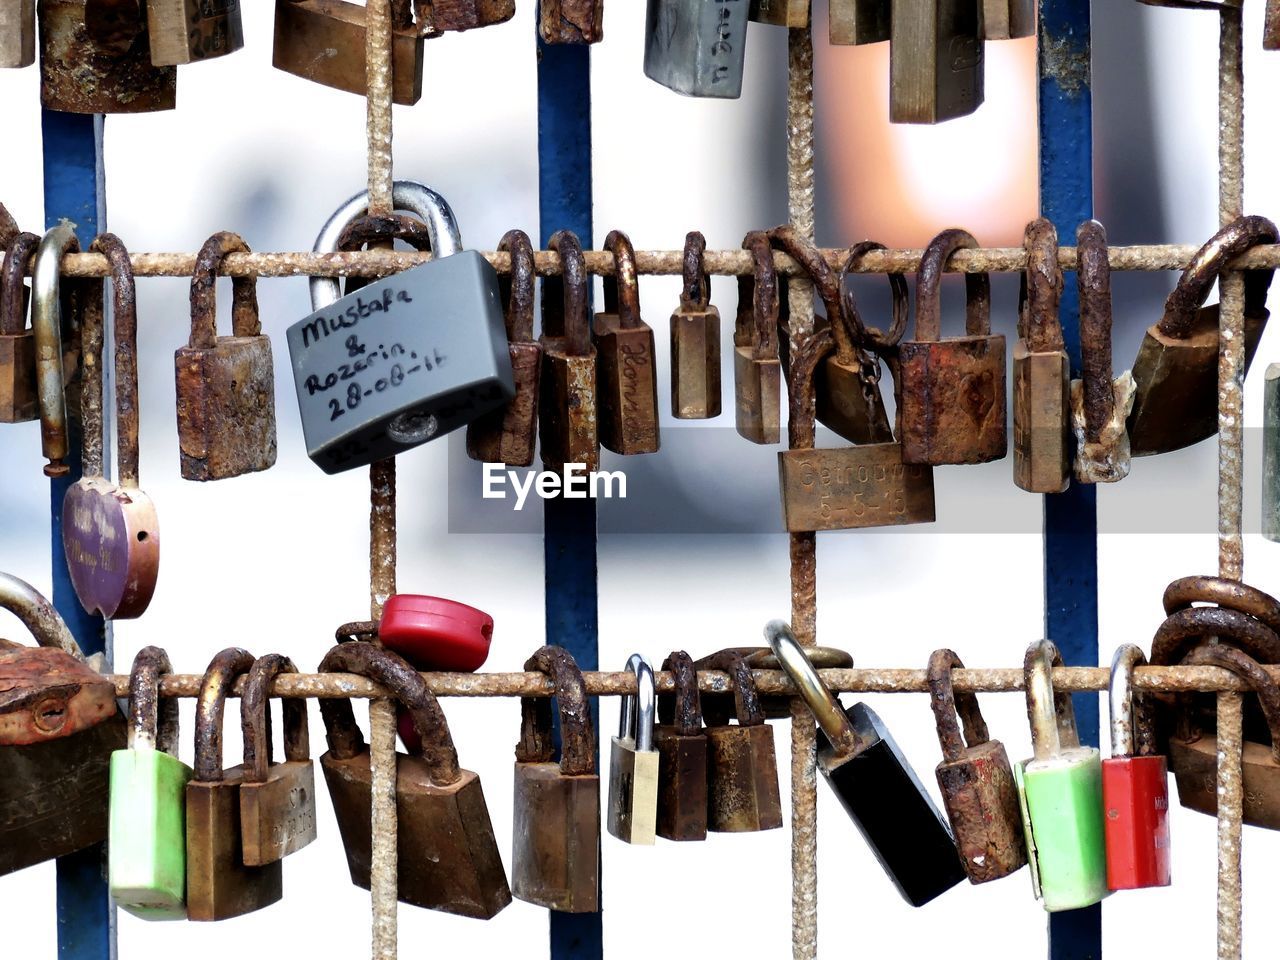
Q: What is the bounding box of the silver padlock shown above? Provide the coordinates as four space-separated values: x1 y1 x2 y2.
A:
286 181 514 474
644 0 749 99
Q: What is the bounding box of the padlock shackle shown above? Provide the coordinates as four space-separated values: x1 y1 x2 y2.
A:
1162 575 1280 636
601 230 642 329
310 181 463 310
766 227 848 360
739 231 779 360
1151 605 1280 668
0 202 17 250
914 228 991 343
1108 644 1156 760
1183 644 1280 764
317 642 463 786
618 654 655 752
1024 640 1080 762
680 231 711 312
0 572 83 659
658 650 703 736
127 645 180 754
1076 219 1117 443
840 240 910 352
189 232 260 350
926 648 991 763
1157 214 1278 339
1 231 38 336
516 645 595 777
241 653 311 784
193 647 256 783
1018 218 1065 354
543 230 591 355
33 221 79 477
498 229 536 343
696 649 765 728
767 620 864 757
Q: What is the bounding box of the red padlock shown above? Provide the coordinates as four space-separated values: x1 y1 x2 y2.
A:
1102 644 1171 891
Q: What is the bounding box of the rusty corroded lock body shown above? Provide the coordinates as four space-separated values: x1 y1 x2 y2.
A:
900 228 1006 465
655 651 708 841
38 0 175 112
696 650 783 832
1013 218 1070 494
512 646 600 912
1071 220 1134 484
889 0 984 124
830 0 889 43
415 0 514 33
273 0 424 105
980 0 1033 37
539 230 599 473
186 648 282 921
735 231 782 445
670 231 721 419
467 229 542 466
62 234 159 621
1 230 39 422
607 654 660 844
927 649 1026 884
1269 0 1280 51
176 232 277 481
0 0 35 65
539 0 603 42
595 230 660 455
239 655 317 867
319 643 511 917
749 0 807 26
0 573 125 877
1129 215 1277 456
146 0 243 65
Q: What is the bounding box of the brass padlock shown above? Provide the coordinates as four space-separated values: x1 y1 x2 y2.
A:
512 645 600 913
1013 218 1070 494
899 228 1006 465
38 0 175 113
670 231 721 420
238 655 317 868
607 654 660 845
830 0 889 44
927 649 1027 884
467 229 542 467
273 0 424 105
980 0 1033 38
1129 215 1278 456
1 231 39 422
186 647 283 921
750 0 808 27
539 230 599 473
595 230 660 455
146 0 243 65
0 0 35 66
0 572 125 877
415 0 514 33
1071 219 1134 484
735 230 782 445
539 0 603 42
889 0 984 124
175 232 277 481
655 650 708 841
696 650 783 833
319 642 511 918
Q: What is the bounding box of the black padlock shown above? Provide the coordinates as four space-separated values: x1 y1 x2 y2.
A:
768 620 965 907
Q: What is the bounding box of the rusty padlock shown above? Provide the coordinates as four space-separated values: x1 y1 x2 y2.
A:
1 230 39 423
175 232 277 481
927 649 1026 884
735 230 782 445
670 231 721 420
723 644 853 720
1013 218 1070 494
62 233 159 621
654 650 708 842
539 230 599 473
414 0 514 33
1071 220 1134 484
1269 0 1280 51
1163 575 1280 633
467 229 541 466
146 0 243 65
1129 215 1278 456
899 228 1006 465
539 0 603 42
595 230 660 455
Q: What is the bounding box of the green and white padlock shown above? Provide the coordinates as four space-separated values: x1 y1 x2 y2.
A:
109 646 193 920
1014 639 1110 912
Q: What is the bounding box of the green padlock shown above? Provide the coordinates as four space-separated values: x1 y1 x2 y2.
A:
109 646 193 920
1014 640 1109 913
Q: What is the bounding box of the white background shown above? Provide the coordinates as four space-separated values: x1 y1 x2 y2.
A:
5 2 1280 957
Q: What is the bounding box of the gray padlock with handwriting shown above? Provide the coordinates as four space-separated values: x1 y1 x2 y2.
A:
286 182 514 474
644 0 749 99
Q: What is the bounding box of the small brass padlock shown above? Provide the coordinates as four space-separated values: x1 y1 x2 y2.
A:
670 231 721 419
146 0 243 65
749 0 808 27
829 0 890 44
979 0 1033 37
595 230 660 455
539 231 599 473
735 231 782 445
607 654 660 845
888 0 984 124
655 650 709 841
0 230 39 423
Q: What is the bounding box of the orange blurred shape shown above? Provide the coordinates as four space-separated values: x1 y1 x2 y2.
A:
820 38 1038 249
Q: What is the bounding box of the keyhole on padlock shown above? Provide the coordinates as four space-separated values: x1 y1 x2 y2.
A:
32 696 69 734
388 410 439 445
136 531 149 542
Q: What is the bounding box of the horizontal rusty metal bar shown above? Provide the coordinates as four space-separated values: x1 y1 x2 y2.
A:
104 664 1280 699
4 242 1280 280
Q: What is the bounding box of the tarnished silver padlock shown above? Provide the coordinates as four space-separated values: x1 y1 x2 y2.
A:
643 0 749 99
286 181 514 474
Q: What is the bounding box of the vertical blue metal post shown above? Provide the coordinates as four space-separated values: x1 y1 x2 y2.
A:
42 109 115 960
1038 5 1101 959
536 24 603 960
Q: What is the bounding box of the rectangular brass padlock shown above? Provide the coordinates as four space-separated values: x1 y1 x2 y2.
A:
539 231 599 473
889 0 984 124
829 0 889 44
778 444 936 532
0 0 35 66
606 656 659 845
147 0 243 65
749 0 808 27
735 232 782 445
594 232 660 456
979 0 1033 39
669 234 722 418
